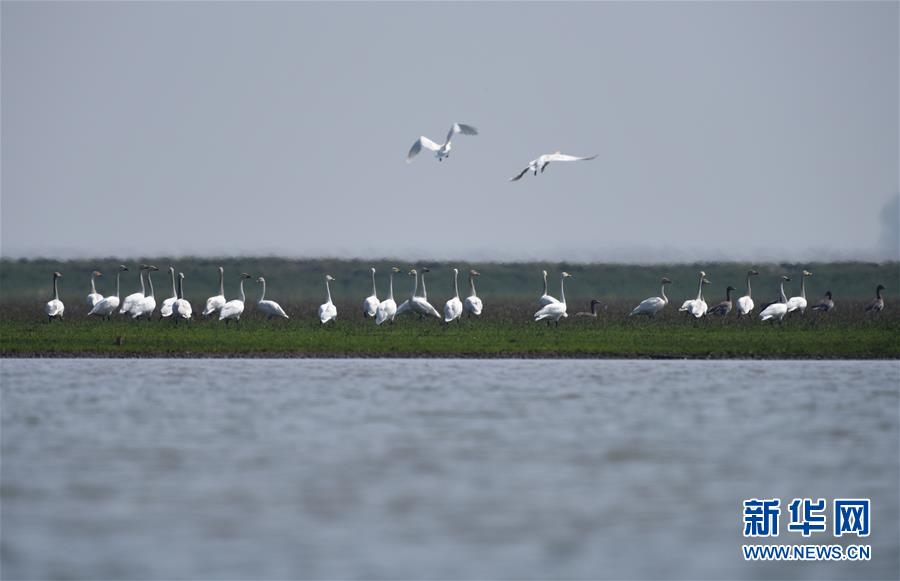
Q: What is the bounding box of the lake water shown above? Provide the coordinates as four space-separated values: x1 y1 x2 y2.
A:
1 359 898 580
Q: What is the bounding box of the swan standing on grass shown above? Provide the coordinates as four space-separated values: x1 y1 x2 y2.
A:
203 266 227 317
319 275 338 324
120 265 148 315
44 272 64 322
679 271 710 318
630 277 671 317
736 270 759 317
539 270 559 306
256 277 289 319
407 123 478 163
708 286 736 317
443 268 463 323
575 299 602 317
509 152 598 181
219 273 252 324
88 265 128 319
131 266 159 320
160 267 177 319
534 272 571 326
410 269 441 319
786 270 812 314
375 267 401 325
759 275 791 322
363 267 379 318
865 284 885 313
86 271 103 309
811 291 834 313
464 270 483 317
173 272 193 324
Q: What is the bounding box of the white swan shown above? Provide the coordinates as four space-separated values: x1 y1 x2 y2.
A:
534 272 571 325
736 269 759 317
464 269 483 317
43 272 64 322
630 277 671 317
120 265 148 314
172 272 193 324
363 267 379 318
411 268 441 319
759 275 791 322
786 270 812 314
375 267 401 325
539 270 559 306
88 265 128 319
256 277 289 319
86 270 103 309
679 271 710 318
159 267 177 319
407 122 478 163
219 273 251 323
131 266 159 319
509 152 598 181
443 268 463 323
319 275 338 324
203 266 227 317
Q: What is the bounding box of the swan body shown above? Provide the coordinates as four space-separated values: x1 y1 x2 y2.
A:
410 268 441 319
160 267 177 318
256 277 289 319
463 270 482 317
130 266 159 319
759 276 791 322
679 271 710 318
736 270 759 317
319 275 337 324
203 266 226 316
86 270 103 309
219 273 251 323
534 272 571 325
786 270 812 313
443 268 463 323
120 265 148 314
363 267 379 317
538 270 559 306
43 272 64 321
406 122 478 163
630 278 671 317
172 272 193 323
88 266 128 319
375 267 401 325
510 152 598 181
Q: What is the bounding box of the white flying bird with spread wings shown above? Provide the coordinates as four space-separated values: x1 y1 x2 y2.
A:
509 151 598 181
406 123 478 163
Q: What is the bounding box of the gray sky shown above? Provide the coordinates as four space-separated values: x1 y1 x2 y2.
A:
2 1 898 262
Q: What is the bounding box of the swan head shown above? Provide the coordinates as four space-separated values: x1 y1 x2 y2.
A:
661 277 671 284
256 277 266 283
408 269 417 276
781 275 791 282
590 299 601 306
562 272 572 278
119 265 129 272
726 286 736 292
699 271 706 277
470 269 480 277
325 275 335 282
178 272 185 280
701 278 710 285
92 270 103 277
139 264 150 271
421 267 431 273
148 265 159 271
824 291 832 299
52 271 62 278
802 270 812 277
749 269 759 276
391 266 401 273
218 266 224 273
370 267 376 274
542 269 548 277
168 267 175 273
453 267 459 275
876 284 885 292
240 273 252 279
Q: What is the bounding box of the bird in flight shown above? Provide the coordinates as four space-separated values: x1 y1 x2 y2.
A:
407 122 478 163
509 151 598 181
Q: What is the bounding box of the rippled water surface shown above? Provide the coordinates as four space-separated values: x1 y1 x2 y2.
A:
2 359 898 579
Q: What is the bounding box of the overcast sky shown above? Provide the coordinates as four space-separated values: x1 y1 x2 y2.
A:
2 1 897 262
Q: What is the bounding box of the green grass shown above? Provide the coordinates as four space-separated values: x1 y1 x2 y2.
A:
2 301 897 358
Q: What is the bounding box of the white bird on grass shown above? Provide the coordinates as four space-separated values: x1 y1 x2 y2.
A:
538 270 559 306
736 269 759 317
86 270 103 309
679 271 710 318
630 277 672 318
130 266 159 320
219 273 252 324
172 272 193 324
363 267 379 318
44 272 64 322
534 272 571 326
203 266 227 317
319 275 338 324
406 122 478 163
256 277 289 319
160 267 177 319
786 270 812 314
509 152 597 181
464 269 482 318
759 275 791 322
88 265 128 320
375 267 401 326
443 268 463 323
120 265 149 314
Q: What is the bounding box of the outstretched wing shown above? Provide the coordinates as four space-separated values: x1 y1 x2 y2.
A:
406 136 441 162
546 153 598 162
509 166 530 182
446 122 478 143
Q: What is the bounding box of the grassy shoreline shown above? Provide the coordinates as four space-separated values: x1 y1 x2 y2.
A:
2 301 898 359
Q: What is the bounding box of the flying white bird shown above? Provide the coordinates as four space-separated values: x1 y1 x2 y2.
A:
509 152 597 181
219 273 252 324
363 267 379 318
86 270 104 309
256 277 289 319
88 265 128 320
534 272 572 326
375 267 401 325
44 272 64 322
406 122 478 163
463 270 482 317
319 275 338 324
630 277 671 318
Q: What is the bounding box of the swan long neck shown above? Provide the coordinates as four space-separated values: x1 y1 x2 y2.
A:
116 271 121 299
800 276 806 299
410 272 418 299
170 270 176 297
453 271 460 299
139 270 145 295
146 271 154 298
177 276 184 300
696 274 704 300
52 275 59 301
218 269 224 296
239 279 245 303
543 271 549 296
388 271 394 301
746 274 752 298
421 272 428 299
259 280 266 302
560 275 566 304
470 273 477 298
779 281 787 303
371 270 377 296
325 278 332 303
660 283 668 304
90 274 97 294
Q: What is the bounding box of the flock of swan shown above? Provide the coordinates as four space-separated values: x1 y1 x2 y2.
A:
41 266 886 324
